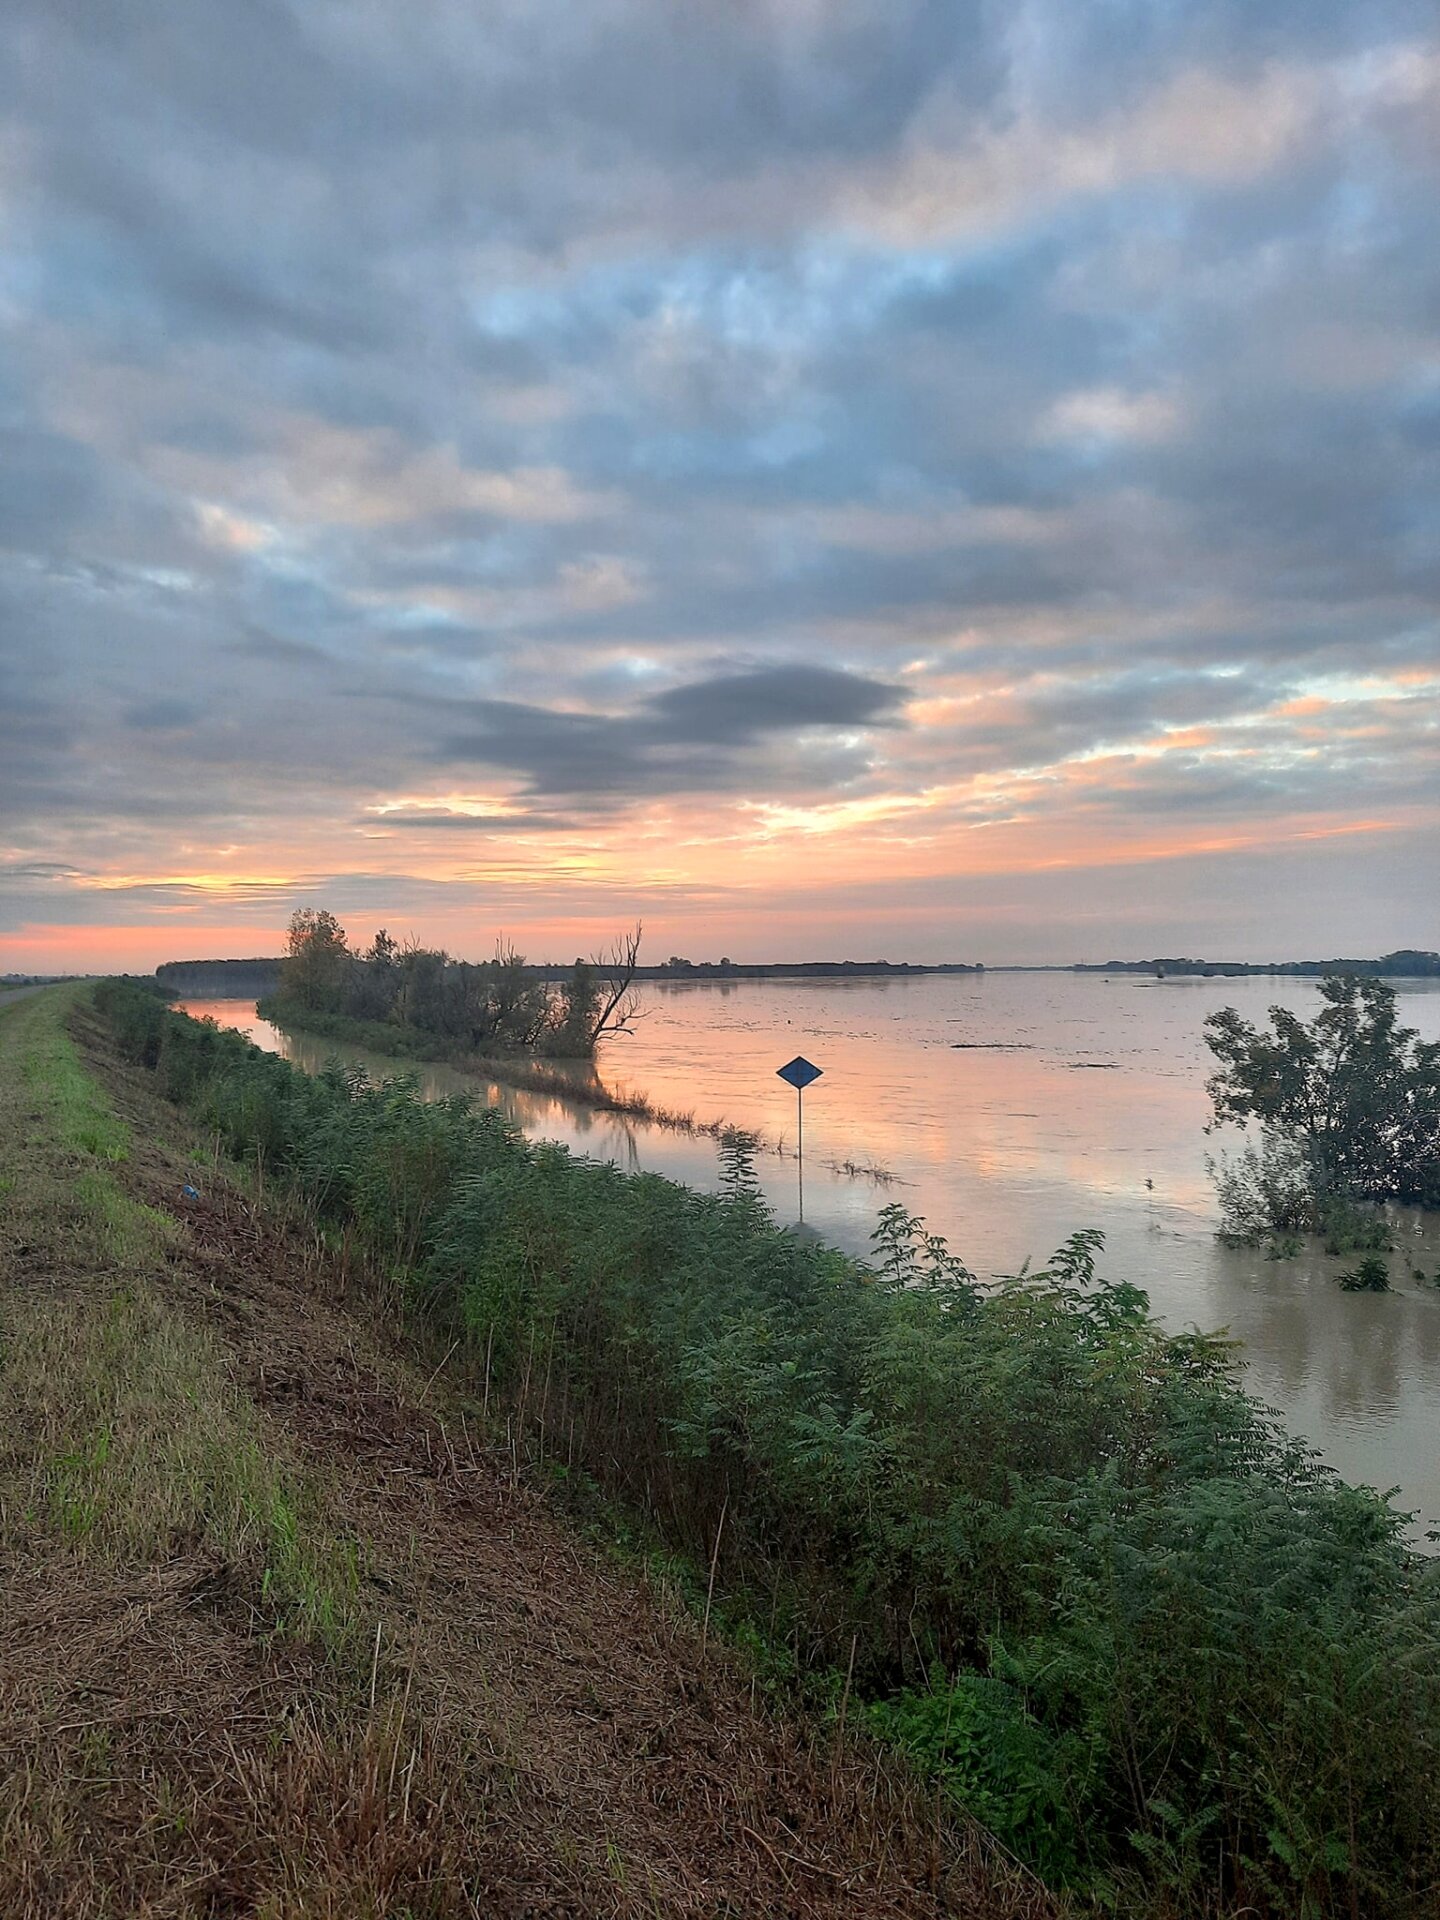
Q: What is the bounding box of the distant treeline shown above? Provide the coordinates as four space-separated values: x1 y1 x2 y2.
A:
155 954 984 993
153 948 1440 995
155 957 283 996
1076 949 1440 979
647 957 983 979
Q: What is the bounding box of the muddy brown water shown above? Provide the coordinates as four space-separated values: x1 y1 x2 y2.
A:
180 974 1440 1540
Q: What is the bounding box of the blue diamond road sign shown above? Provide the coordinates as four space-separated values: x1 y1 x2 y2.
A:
776 1055 822 1091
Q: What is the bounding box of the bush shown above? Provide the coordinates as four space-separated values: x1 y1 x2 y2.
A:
1338 1256 1390 1293
1208 1129 1315 1243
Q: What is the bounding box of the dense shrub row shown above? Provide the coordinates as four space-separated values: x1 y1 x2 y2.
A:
97 979 1440 1916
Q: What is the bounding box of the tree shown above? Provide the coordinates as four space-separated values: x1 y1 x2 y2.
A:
586 923 643 1047
481 940 549 1050
281 908 351 1012
270 905 645 1059
350 927 401 1021
1204 975 1440 1208
549 958 601 1056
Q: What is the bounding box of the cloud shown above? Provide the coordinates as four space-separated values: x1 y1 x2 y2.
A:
0 0 1436 965
1042 386 1184 445
435 665 907 797
647 664 906 742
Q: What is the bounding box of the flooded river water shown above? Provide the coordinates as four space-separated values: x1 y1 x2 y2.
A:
180 972 1440 1537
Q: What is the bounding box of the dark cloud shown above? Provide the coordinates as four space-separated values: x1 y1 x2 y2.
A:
437 666 905 796
648 665 905 741
124 699 204 731
0 430 105 550
361 810 587 834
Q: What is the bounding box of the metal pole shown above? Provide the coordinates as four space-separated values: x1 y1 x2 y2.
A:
797 1085 804 1222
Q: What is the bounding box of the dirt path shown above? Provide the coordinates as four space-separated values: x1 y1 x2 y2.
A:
0 982 54 1010
0 993 1056 1918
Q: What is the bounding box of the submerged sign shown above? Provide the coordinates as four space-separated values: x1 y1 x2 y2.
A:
776 1055 823 1090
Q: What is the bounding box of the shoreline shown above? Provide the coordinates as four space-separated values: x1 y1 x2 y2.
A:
254 997 898 1185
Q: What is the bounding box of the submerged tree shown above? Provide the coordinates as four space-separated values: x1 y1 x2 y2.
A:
1204 975 1440 1209
586 923 643 1047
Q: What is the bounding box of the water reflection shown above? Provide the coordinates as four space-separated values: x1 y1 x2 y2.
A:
178 977 1440 1535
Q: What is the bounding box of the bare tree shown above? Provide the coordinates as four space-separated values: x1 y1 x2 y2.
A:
588 922 643 1045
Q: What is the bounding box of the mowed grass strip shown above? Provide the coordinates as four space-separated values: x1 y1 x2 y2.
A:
0 987 477 1916
0 985 363 1651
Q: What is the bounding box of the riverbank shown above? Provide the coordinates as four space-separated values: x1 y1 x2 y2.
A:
258 991 742 1130
0 984 1031 1917
84 981 1440 1916
258 993 897 1183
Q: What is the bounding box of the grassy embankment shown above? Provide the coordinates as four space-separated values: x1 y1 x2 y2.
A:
97 980 1440 1919
0 987 384 1911
0 983 1029 1917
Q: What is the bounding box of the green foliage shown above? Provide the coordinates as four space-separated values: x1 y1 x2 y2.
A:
272 908 640 1058
1210 1133 1398 1257
1208 1129 1315 1244
1319 1199 1395 1256
866 1672 1085 1885
1338 1256 1390 1293
95 977 1440 1917
1205 976 1440 1212
281 907 351 1012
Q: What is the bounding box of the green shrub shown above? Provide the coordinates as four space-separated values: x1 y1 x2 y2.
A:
1338 1256 1390 1293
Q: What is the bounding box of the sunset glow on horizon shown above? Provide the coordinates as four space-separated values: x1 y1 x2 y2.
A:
3 6 1437 973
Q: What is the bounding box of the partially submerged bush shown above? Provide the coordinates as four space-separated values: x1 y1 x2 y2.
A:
1208 1128 1315 1243
1338 1256 1391 1293
1206 976 1440 1212
1209 1130 1398 1255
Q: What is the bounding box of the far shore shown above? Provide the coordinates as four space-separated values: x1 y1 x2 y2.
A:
148 946 1440 1002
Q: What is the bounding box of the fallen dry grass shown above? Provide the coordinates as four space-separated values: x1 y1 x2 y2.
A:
0 987 1064 1919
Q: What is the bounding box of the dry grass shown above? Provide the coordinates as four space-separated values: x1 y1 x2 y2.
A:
0 987 1063 1919
0 1611 491 1920
0 1285 363 1650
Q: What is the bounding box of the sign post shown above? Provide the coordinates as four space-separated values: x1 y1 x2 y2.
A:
775 1055 822 1221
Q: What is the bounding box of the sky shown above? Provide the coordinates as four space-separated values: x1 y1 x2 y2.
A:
2 0 1438 972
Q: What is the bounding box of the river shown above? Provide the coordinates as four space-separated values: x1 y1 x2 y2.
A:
179 972 1440 1538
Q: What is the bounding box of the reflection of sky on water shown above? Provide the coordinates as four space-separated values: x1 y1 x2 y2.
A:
181 975 1440 1537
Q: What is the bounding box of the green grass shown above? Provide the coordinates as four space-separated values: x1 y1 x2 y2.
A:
16 981 131 1162
0 986 363 1655
2 1281 364 1647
